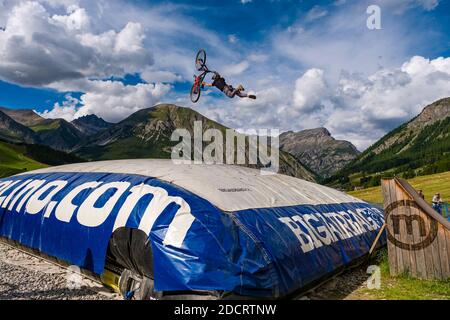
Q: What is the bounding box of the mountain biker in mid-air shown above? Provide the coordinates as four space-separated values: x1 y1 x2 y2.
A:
202 72 256 100
191 49 256 103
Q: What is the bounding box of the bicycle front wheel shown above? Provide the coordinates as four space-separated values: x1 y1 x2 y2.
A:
195 49 207 71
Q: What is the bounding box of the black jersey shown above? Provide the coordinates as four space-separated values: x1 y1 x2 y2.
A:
212 76 227 91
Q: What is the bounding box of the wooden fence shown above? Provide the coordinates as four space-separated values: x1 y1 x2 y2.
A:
381 178 450 280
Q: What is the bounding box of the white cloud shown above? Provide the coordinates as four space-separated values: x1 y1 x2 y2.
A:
75 80 171 122
293 69 328 113
314 56 450 149
141 69 182 83
305 6 328 22
377 0 440 13
248 53 268 63
52 5 90 31
41 79 171 122
39 94 80 121
0 1 171 125
83 0 237 84
224 61 250 76
205 55 450 151
0 1 152 86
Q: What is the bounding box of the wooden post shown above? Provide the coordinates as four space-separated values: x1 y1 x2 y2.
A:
381 178 450 280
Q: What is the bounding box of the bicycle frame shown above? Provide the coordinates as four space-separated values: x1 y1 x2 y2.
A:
193 60 217 91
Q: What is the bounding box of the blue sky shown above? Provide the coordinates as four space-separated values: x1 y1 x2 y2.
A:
0 0 450 149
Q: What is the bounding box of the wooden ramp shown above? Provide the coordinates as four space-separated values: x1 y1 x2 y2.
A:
381 178 450 280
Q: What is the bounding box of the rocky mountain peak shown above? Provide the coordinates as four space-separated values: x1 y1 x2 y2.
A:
314 127 332 136
369 97 450 156
408 97 450 129
0 107 44 127
72 114 112 136
74 114 104 124
0 109 37 144
280 128 359 178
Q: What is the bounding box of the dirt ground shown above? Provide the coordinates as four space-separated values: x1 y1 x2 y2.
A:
298 266 378 300
0 241 120 300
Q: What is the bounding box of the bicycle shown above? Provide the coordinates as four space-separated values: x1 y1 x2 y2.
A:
190 49 215 103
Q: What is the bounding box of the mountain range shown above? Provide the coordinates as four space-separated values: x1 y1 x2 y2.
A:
0 105 317 181
1 97 448 185
0 107 89 151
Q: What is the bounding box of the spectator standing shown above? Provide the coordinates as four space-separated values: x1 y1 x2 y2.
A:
432 193 443 214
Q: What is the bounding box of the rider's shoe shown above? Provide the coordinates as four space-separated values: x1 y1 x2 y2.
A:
248 95 256 100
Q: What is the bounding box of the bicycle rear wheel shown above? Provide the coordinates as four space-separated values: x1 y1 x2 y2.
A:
190 83 201 103
195 49 207 71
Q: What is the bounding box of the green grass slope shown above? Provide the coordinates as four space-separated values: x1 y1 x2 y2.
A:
0 141 47 177
0 139 85 178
